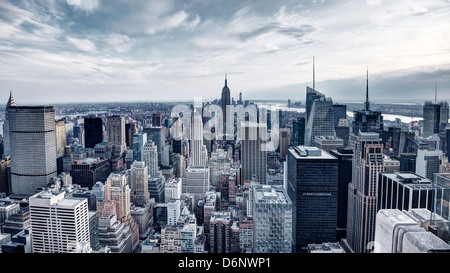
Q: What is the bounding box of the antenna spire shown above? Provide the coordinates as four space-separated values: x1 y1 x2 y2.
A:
313 56 315 91
365 67 370 111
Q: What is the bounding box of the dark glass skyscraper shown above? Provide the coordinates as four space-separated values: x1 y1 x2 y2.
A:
333 104 347 127
292 117 305 146
287 146 338 252
329 147 353 241
423 101 449 138
84 117 103 149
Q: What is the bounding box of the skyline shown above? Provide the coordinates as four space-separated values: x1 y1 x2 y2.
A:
1 0 450 104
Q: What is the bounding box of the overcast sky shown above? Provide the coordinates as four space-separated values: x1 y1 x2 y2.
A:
1 0 449 105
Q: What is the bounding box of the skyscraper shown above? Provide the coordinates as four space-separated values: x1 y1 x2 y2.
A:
287 146 338 252
345 132 384 253
279 128 290 160
130 161 150 206
3 90 16 158
106 115 126 158
351 70 383 139
252 184 292 253
241 122 267 184
333 104 347 128
189 111 208 166
9 106 57 195
143 140 159 177
423 101 449 138
84 117 103 149
304 87 336 146
221 73 231 139
29 190 90 253
70 158 110 189
292 117 305 146
55 119 66 157
415 148 442 181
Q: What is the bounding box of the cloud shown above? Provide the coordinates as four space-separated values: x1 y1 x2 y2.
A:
67 37 97 52
366 0 381 5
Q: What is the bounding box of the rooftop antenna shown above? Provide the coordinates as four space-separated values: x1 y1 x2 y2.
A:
365 67 370 111
313 56 315 91
435 82 437 104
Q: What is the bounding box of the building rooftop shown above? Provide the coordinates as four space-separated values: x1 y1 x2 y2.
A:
290 146 336 160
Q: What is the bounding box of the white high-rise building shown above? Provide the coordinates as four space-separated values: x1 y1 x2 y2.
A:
143 140 159 177
106 115 126 158
182 166 210 199
416 149 443 181
9 106 57 195
130 161 150 206
29 191 90 253
189 111 208 166
165 177 182 203
241 122 267 184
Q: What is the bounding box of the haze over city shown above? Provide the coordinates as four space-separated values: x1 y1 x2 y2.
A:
1 0 449 104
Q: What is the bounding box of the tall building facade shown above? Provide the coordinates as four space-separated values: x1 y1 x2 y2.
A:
279 128 290 160
423 101 449 138
241 122 267 184
106 116 126 158
292 117 305 146
287 146 338 252
9 106 57 195
3 90 16 158
130 161 150 206
70 158 110 189
415 149 442 181
345 132 385 253
221 73 231 139
252 184 292 253
29 191 90 253
304 87 336 146
55 119 66 157
84 117 103 149
189 111 207 166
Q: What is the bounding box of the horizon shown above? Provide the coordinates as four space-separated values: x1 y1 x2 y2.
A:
1 1 449 105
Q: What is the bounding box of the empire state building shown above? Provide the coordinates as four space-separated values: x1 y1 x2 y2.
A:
221 73 231 139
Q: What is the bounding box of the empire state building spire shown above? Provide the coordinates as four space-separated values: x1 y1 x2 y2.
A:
365 68 370 111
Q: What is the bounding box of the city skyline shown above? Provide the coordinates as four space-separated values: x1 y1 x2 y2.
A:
1 0 449 104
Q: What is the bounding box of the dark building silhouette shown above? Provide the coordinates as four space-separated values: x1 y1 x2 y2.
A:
330 147 353 242
84 117 103 149
221 73 231 139
152 113 162 127
333 104 347 127
70 158 110 189
292 117 305 146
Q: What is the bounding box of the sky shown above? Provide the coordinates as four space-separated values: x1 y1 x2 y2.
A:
0 0 449 105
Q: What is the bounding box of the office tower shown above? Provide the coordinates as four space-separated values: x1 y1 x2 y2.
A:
209 149 232 188
143 140 158 177
174 154 186 178
374 209 450 253
252 184 292 253
433 173 450 221
70 158 110 189
209 211 232 253
377 172 436 212
182 166 210 199
29 191 90 253
149 175 165 203
415 148 442 180
383 127 402 156
152 113 162 127
55 119 66 157
241 122 268 184
167 199 181 226
97 214 132 253
143 126 165 165
88 211 100 251
3 90 16 157
351 70 383 143
130 161 150 206
165 177 182 203
106 115 126 158
239 219 253 253
398 153 417 172
446 126 450 156
333 104 347 128
132 132 147 161
84 117 103 149
279 128 290 160
335 123 350 147
161 144 171 166
287 146 338 252
345 132 384 253
384 158 400 172
329 147 353 241
292 117 305 146
221 73 231 139
314 136 344 153
100 172 139 251
125 120 138 148
0 157 11 196
9 106 57 195
423 101 449 138
189 111 208 166
160 223 183 253
181 220 199 253
304 87 336 146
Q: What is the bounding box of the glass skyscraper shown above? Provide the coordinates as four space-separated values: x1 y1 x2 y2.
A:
287 146 338 252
